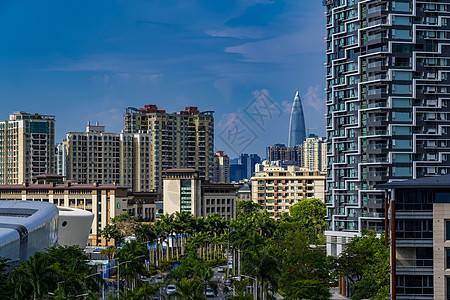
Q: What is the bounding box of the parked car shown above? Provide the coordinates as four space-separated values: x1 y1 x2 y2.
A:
167 284 176 294
217 266 225 273
206 287 215 297
154 276 163 283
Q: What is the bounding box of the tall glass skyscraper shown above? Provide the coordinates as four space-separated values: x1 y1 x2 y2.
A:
324 0 450 259
288 91 307 147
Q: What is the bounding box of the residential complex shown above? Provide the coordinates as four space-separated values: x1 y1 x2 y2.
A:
251 165 326 219
324 0 450 255
163 169 237 220
213 151 230 183
288 91 307 147
379 175 450 300
123 105 214 190
0 112 55 185
63 123 152 192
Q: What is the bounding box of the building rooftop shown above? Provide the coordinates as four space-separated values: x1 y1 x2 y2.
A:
0 183 129 190
163 168 201 173
377 175 450 189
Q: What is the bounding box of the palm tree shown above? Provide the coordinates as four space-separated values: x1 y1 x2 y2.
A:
246 246 280 300
160 214 175 261
172 278 204 300
9 252 58 299
100 247 117 261
118 240 147 291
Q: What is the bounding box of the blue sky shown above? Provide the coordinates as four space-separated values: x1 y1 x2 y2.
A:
0 0 326 158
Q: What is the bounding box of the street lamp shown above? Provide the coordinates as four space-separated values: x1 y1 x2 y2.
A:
116 254 145 299
240 275 258 300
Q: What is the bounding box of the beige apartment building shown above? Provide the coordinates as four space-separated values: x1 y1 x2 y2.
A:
124 105 214 190
251 165 326 219
0 112 55 185
163 169 236 220
213 151 230 183
301 135 327 172
63 123 152 192
0 174 157 246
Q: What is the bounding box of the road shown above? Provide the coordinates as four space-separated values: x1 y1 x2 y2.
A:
157 265 233 300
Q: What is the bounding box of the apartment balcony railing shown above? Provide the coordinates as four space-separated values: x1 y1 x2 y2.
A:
396 259 433 267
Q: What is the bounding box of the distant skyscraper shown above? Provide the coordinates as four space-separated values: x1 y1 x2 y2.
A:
288 91 306 147
213 151 230 183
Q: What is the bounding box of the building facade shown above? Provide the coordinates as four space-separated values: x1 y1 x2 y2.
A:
0 200 58 263
324 0 450 255
251 166 326 220
0 112 55 185
123 105 214 190
301 135 327 171
213 151 230 183
163 169 237 220
266 144 302 166
64 123 152 192
378 175 450 299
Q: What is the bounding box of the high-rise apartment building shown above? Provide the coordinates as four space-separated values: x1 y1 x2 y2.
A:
0 112 55 184
213 151 230 183
324 0 450 255
266 144 302 166
288 91 307 147
124 105 214 190
56 143 67 177
64 123 152 191
301 135 327 171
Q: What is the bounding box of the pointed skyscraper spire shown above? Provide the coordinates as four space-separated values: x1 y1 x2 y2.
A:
288 91 306 147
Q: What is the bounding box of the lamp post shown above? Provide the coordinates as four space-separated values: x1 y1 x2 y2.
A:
240 275 257 300
116 254 145 299
85 272 101 299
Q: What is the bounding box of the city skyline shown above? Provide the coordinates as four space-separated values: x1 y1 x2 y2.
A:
0 1 326 157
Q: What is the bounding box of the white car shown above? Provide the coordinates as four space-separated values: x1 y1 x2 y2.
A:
206 287 215 297
154 276 163 283
166 284 176 294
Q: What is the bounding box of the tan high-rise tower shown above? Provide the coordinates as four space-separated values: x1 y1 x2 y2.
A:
0 111 55 184
64 123 152 191
124 105 214 191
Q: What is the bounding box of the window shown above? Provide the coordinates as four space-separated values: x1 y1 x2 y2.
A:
392 98 411 108
447 249 450 269
446 221 450 240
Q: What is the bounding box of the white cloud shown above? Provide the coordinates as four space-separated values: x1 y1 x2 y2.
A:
302 85 324 111
225 27 324 63
214 78 233 103
205 27 265 39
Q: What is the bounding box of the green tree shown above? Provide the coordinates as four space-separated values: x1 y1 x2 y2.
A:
337 230 389 300
9 252 58 300
0 257 12 299
289 198 327 244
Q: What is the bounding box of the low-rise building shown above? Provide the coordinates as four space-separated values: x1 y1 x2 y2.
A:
163 169 237 220
251 166 326 219
0 174 157 246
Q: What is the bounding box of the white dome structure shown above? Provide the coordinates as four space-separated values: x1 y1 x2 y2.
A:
57 207 94 248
